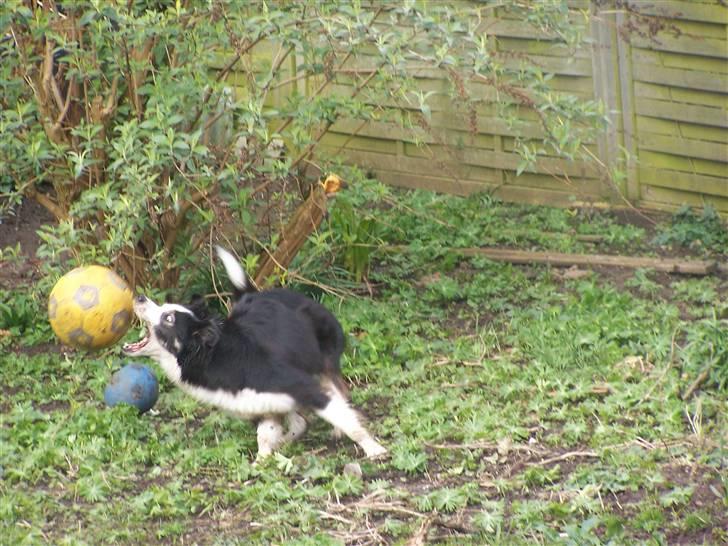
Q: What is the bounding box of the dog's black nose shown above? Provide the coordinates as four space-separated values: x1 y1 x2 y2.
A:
135 295 147 304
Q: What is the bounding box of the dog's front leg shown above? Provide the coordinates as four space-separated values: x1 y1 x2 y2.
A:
256 417 284 459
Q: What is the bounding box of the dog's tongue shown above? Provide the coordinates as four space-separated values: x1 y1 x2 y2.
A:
123 335 149 353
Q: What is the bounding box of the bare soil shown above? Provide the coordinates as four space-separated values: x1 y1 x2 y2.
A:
0 198 53 290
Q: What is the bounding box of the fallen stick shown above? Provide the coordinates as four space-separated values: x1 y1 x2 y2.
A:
682 357 718 400
384 246 718 275
532 449 599 467
252 174 342 288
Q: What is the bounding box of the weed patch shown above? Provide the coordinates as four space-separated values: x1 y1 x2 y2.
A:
2 190 726 544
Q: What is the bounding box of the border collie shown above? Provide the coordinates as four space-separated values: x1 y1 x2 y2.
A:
123 246 386 460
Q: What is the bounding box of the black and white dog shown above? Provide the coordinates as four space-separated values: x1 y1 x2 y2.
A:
123 247 386 459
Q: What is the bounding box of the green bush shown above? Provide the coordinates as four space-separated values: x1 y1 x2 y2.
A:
653 205 728 253
0 1 606 287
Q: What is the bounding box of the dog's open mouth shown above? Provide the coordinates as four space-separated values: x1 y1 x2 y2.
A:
123 328 149 354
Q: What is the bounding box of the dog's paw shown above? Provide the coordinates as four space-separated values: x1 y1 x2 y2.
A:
362 440 388 460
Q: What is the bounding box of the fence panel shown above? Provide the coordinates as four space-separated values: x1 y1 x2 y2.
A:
618 1 728 213
221 2 728 214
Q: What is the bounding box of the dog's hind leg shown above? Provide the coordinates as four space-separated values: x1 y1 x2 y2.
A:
315 394 386 458
256 417 284 459
284 411 307 443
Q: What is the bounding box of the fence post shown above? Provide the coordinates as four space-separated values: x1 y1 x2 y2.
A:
614 10 640 203
589 3 621 194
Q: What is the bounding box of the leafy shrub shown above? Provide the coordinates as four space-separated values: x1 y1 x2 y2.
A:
653 205 728 252
1 1 606 287
0 290 52 345
680 318 728 391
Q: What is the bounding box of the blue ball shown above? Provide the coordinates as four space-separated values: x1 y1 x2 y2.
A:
104 363 159 413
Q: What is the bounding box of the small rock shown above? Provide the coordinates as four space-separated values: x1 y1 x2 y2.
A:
343 462 362 478
560 266 591 280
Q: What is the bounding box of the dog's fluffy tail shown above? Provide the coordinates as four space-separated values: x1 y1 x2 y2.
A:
215 246 254 295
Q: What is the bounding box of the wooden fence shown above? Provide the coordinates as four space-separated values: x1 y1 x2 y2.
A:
220 1 727 213
313 1 728 214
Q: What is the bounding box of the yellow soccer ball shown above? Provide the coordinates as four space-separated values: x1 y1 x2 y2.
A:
48 265 133 350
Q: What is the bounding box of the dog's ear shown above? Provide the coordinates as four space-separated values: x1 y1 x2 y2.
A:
188 294 210 319
192 318 220 347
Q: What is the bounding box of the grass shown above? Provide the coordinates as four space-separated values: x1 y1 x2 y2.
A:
2 189 727 545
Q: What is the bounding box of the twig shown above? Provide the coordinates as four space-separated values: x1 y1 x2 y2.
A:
432 517 475 535
426 440 544 455
682 359 717 400
532 450 599 467
406 513 434 546
635 328 679 406
317 510 354 526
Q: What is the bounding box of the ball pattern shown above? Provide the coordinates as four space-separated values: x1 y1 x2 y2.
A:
48 265 133 350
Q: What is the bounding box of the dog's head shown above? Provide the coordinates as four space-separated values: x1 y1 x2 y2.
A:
123 295 219 364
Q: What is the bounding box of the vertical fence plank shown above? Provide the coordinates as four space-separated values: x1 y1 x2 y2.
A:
615 11 640 202
589 4 619 178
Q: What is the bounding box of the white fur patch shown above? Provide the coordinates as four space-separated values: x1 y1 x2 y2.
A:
257 417 284 457
157 350 182 384
126 298 191 367
285 411 307 442
180 384 297 419
215 246 247 290
315 393 387 458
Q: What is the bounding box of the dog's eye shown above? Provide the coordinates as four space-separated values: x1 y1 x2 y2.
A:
163 313 175 325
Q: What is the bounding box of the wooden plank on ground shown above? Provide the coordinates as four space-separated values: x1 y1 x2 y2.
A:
635 97 728 128
632 62 727 93
398 247 718 275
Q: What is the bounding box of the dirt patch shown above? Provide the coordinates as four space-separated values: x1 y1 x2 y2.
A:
8 341 67 357
0 198 54 290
